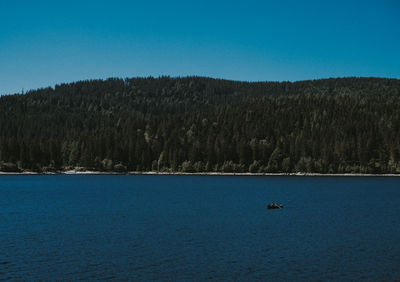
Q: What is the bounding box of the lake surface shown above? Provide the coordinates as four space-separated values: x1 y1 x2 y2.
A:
1 175 399 280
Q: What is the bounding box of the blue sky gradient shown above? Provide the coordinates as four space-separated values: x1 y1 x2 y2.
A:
1 0 399 95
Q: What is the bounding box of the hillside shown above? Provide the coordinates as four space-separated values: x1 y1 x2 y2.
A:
1 76 399 173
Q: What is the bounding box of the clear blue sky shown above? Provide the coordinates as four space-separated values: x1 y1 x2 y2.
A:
1 0 399 95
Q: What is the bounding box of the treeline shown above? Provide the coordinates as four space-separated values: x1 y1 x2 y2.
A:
0 76 399 173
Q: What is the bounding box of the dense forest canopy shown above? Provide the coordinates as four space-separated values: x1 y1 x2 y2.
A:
1 76 399 173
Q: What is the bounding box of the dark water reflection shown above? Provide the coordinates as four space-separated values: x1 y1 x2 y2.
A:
1 175 399 280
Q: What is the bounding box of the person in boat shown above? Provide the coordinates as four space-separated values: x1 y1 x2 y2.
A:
267 202 283 209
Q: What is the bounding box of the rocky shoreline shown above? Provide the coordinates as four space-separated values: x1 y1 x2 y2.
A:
0 170 399 176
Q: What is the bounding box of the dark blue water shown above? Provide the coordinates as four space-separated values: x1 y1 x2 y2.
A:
1 175 399 280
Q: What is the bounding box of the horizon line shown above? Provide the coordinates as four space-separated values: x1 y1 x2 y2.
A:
2 75 400 96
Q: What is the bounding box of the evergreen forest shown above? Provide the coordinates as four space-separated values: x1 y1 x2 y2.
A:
1 76 399 174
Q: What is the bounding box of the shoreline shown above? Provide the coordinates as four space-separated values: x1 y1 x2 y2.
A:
0 170 399 177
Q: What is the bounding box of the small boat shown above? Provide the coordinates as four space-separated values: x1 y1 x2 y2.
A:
267 203 283 209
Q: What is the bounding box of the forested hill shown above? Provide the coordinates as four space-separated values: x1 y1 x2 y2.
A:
1 76 400 174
